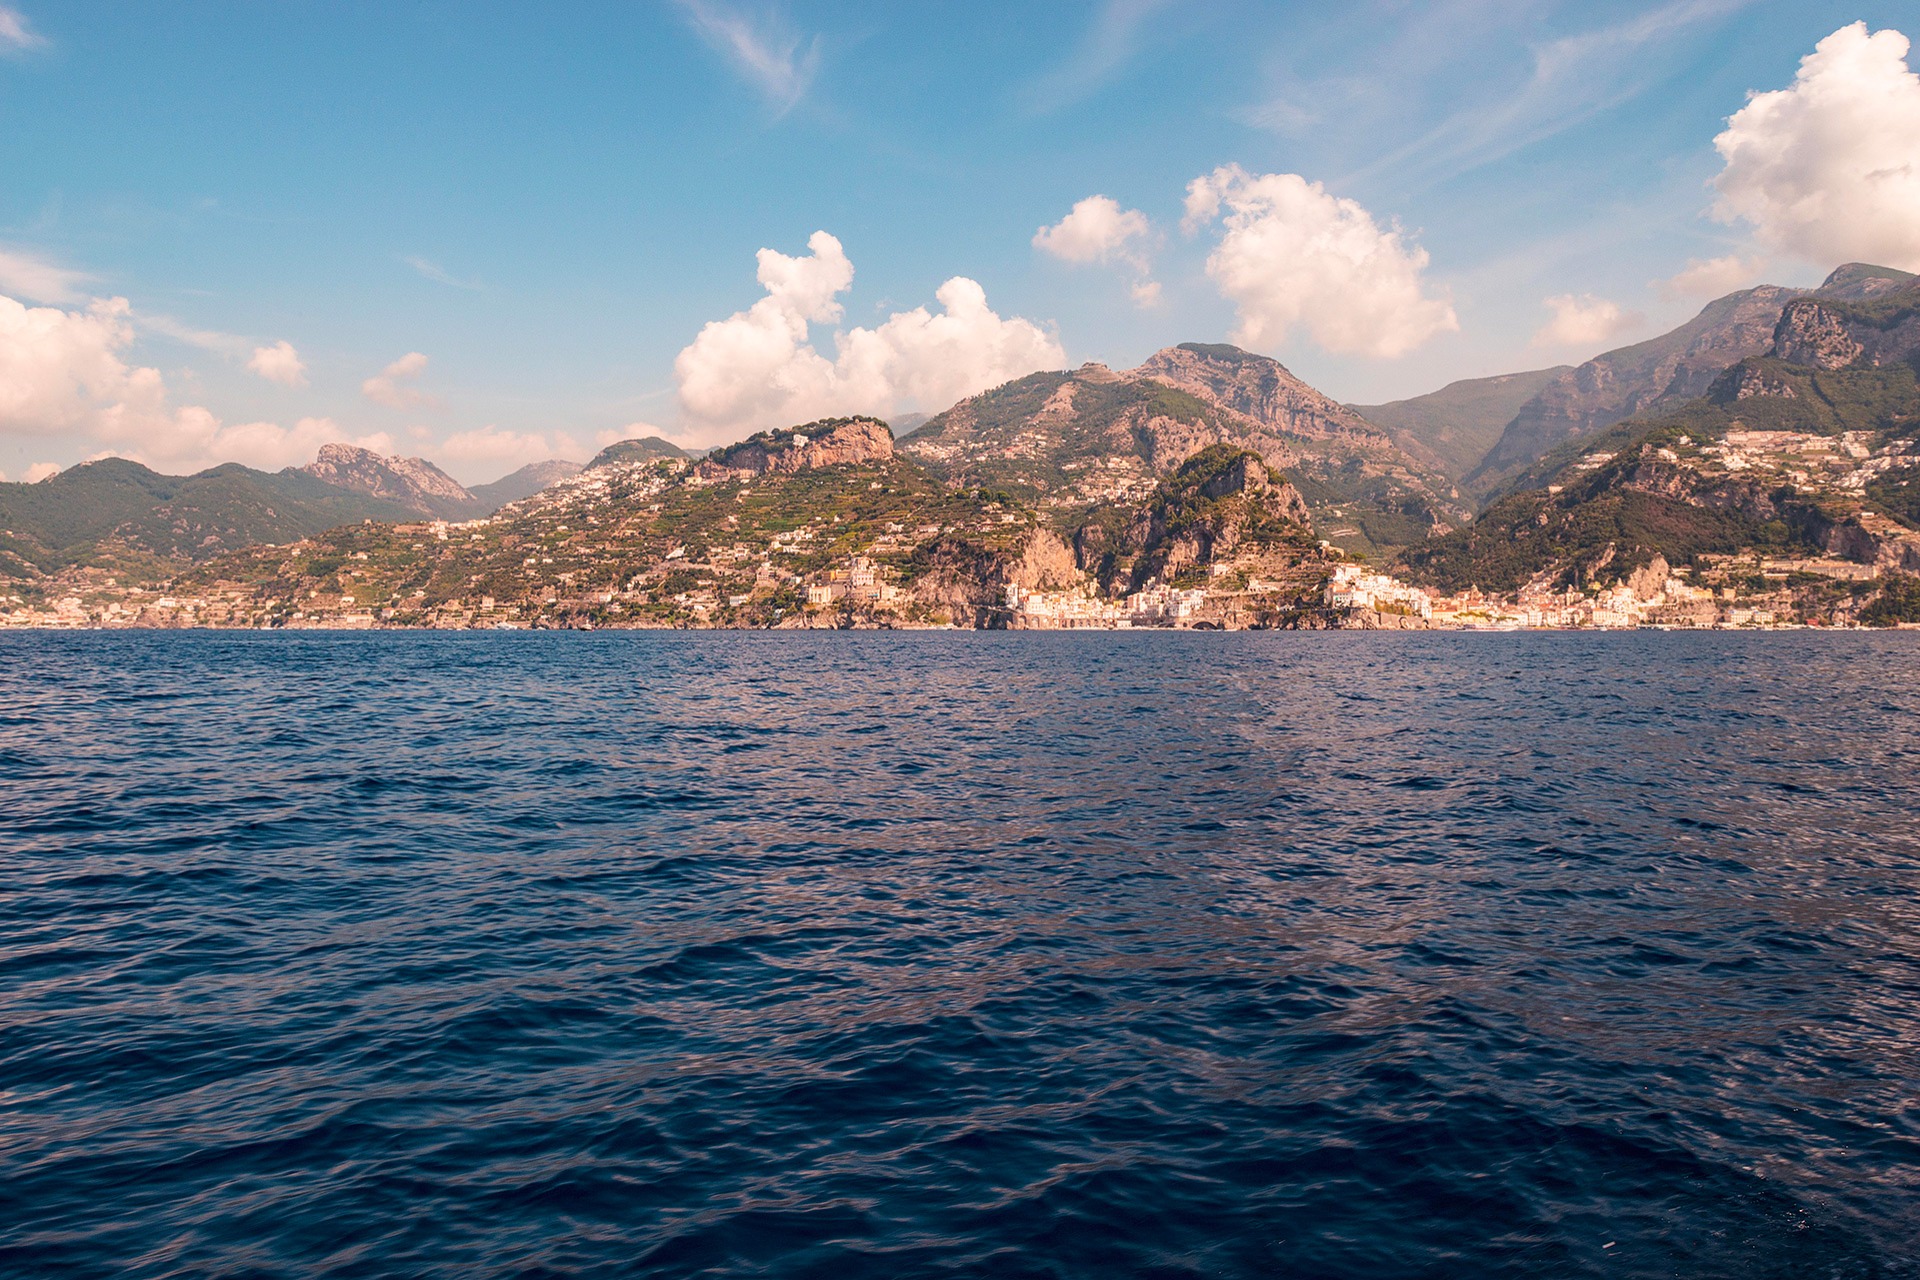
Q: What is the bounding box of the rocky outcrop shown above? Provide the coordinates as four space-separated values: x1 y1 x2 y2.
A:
1770 282 1920 371
907 527 1078 626
295 444 481 518
699 418 895 480
1771 299 1867 369
1131 344 1386 443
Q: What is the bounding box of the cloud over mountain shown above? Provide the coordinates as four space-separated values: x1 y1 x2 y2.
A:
1532 293 1642 349
0 291 386 472
361 352 438 410
1713 22 1920 272
1182 166 1457 358
673 231 1064 445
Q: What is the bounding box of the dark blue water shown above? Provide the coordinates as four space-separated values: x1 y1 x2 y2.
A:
2 632 1918 1279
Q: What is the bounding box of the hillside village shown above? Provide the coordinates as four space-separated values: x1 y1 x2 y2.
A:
5 266 1920 632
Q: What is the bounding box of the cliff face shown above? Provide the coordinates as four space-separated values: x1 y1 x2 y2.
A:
1771 282 1920 371
295 444 481 518
1131 344 1384 443
700 418 895 479
901 345 1463 556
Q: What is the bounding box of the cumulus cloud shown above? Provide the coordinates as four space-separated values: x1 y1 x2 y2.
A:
0 5 46 52
0 247 89 303
1532 294 1644 349
0 291 385 473
1034 196 1150 265
1034 195 1159 307
674 231 1065 445
1656 253 1768 300
676 0 820 114
1712 23 1920 272
435 425 585 479
24 462 59 482
247 340 308 387
361 352 439 410
1182 165 1457 358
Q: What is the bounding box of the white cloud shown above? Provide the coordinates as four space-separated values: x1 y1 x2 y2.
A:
1033 196 1150 266
676 0 820 114
1021 0 1172 113
361 351 439 410
24 462 59 482
1182 165 1457 358
403 255 481 290
247 340 308 387
0 5 46 52
674 231 1064 445
0 291 385 473
1657 253 1768 300
1532 294 1644 349
1713 23 1920 272
0 247 89 303
435 425 585 479
1033 195 1158 308
138 312 248 355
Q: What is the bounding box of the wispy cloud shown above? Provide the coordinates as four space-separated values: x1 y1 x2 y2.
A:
403 255 482 291
0 5 47 54
676 0 821 115
1020 0 1173 114
138 311 250 355
1343 0 1752 188
0 246 89 302
362 352 440 410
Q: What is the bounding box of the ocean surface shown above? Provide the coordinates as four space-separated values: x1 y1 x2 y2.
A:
2 631 1918 1279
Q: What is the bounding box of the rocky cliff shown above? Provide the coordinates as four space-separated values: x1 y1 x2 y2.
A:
699 418 895 479
295 444 481 519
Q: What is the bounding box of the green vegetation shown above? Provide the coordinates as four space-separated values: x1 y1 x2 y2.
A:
0 457 418 575
1860 574 1920 626
1350 365 1569 482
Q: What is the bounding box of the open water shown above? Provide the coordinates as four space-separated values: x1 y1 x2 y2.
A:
2 631 1918 1279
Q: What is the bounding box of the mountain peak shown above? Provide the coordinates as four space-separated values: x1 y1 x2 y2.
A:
297 444 478 518
1817 262 1917 301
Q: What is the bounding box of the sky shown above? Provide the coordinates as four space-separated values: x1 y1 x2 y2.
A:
2 0 1918 483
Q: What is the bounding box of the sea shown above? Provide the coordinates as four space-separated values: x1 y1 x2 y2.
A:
2 630 1917 1279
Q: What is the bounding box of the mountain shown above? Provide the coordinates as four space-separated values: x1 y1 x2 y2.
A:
468 459 583 511
583 436 688 470
296 443 482 519
899 343 1464 557
1464 264 1917 500
887 413 931 439
1349 366 1569 482
0 457 421 578
1398 277 1920 616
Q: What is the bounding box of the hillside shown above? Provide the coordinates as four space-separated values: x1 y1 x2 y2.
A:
1464 264 1917 500
1350 366 1568 482
1399 280 1920 621
0 458 421 578
469 459 582 511
900 345 1463 557
583 436 689 470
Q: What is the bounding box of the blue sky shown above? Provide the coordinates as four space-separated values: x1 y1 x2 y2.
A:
2 0 1917 480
